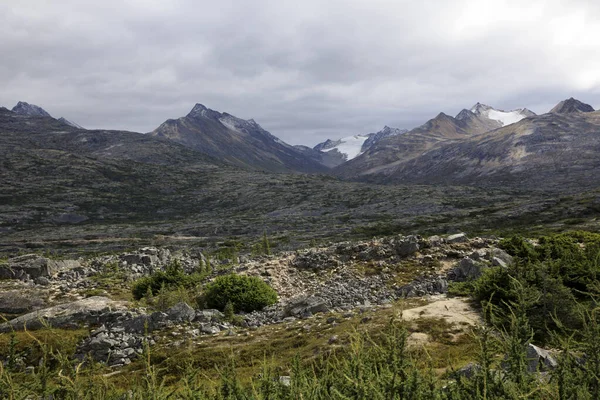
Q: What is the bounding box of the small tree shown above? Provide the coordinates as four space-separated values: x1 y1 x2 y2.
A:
204 274 278 313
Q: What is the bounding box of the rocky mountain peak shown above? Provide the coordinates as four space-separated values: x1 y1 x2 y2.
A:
455 109 475 121
470 102 492 114
58 117 84 129
12 101 52 117
186 103 222 120
550 97 595 114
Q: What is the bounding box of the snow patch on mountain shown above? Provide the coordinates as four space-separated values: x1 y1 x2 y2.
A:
469 103 534 127
319 135 370 161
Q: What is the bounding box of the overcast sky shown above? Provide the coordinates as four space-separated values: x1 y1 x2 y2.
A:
1 0 599 146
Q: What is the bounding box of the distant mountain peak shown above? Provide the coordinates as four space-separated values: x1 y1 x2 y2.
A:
550 98 595 114
58 117 84 129
12 101 51 117
460 103 535 127
470 102 493 114
186 103 222 120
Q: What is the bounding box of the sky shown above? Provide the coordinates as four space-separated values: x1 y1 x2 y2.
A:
1 0 599 146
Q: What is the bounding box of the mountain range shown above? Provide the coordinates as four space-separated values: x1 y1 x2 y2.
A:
2 97 598 193
1 96 599 253
334 100 598 191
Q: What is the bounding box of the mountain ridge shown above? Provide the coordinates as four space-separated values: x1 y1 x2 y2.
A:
150 104 328 173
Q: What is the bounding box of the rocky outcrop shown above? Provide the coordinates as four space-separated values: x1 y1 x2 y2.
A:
0 255 80 280
0 291 47 315
0 297 128 332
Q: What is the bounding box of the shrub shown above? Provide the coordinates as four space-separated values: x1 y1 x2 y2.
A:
204 274 278 313
132 261 203 300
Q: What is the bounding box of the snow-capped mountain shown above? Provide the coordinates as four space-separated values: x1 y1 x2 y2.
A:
313 126 407 166
456 103 536 129
12 101 52 117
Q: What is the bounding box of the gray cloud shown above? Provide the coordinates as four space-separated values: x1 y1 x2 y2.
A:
1 0 599 146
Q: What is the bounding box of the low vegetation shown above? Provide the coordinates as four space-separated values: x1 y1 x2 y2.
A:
204 274 278 313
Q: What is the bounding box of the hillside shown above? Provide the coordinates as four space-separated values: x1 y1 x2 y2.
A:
150 104 328 173
335 99 600 192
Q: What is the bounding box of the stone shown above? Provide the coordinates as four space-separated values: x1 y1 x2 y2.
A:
447 233 468 244
489 248 514 266
195 309 224 323
284 296 330 317
451 257 485 281
0 297 128 332
455 363 481 379
491 257 508 268
395 236 420 257
0 255 78 280
167 302 196 322
328 335 338 344
279 376 291 386
200 324 221 335
526 344 557 372
0 291 46 315
34 277 51 286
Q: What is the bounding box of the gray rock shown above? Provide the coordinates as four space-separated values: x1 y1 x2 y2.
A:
284 296 329 317
489 248 514 266
395 236 420 257
0 255 78 280
167 302 195 322
451 257 485 281
200 324 221 335
447 233 468 244
0 291 46 315
34 277 51 286
491 257 508 268
0 297 128 332
526 344 557 372
195 309 224 323
455 362 481 379
279 376 291 386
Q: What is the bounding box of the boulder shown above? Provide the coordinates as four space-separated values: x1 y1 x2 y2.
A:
0 255 80 280
447 233 468 244
451 257 485 281
488 248 514 266
395 236 420 257
284 296 329 318
195 309 224 323
167 302 196 322
526 344 557 372
0 296 128 332
0 291 47 315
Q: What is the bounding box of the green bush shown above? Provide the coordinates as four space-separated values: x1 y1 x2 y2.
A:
132 262 203 300
204 274 278 313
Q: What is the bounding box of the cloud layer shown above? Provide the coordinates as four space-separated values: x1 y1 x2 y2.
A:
1 0 599 145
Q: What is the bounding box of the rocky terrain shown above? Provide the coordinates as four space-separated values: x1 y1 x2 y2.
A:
0 233 514 368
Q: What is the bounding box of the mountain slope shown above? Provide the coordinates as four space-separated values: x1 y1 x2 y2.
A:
313 126 408 165
150 104 327 173
550 97 595 114
377 110 600 191
12 101 51 117
58 117 84 129
336 98 600 192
